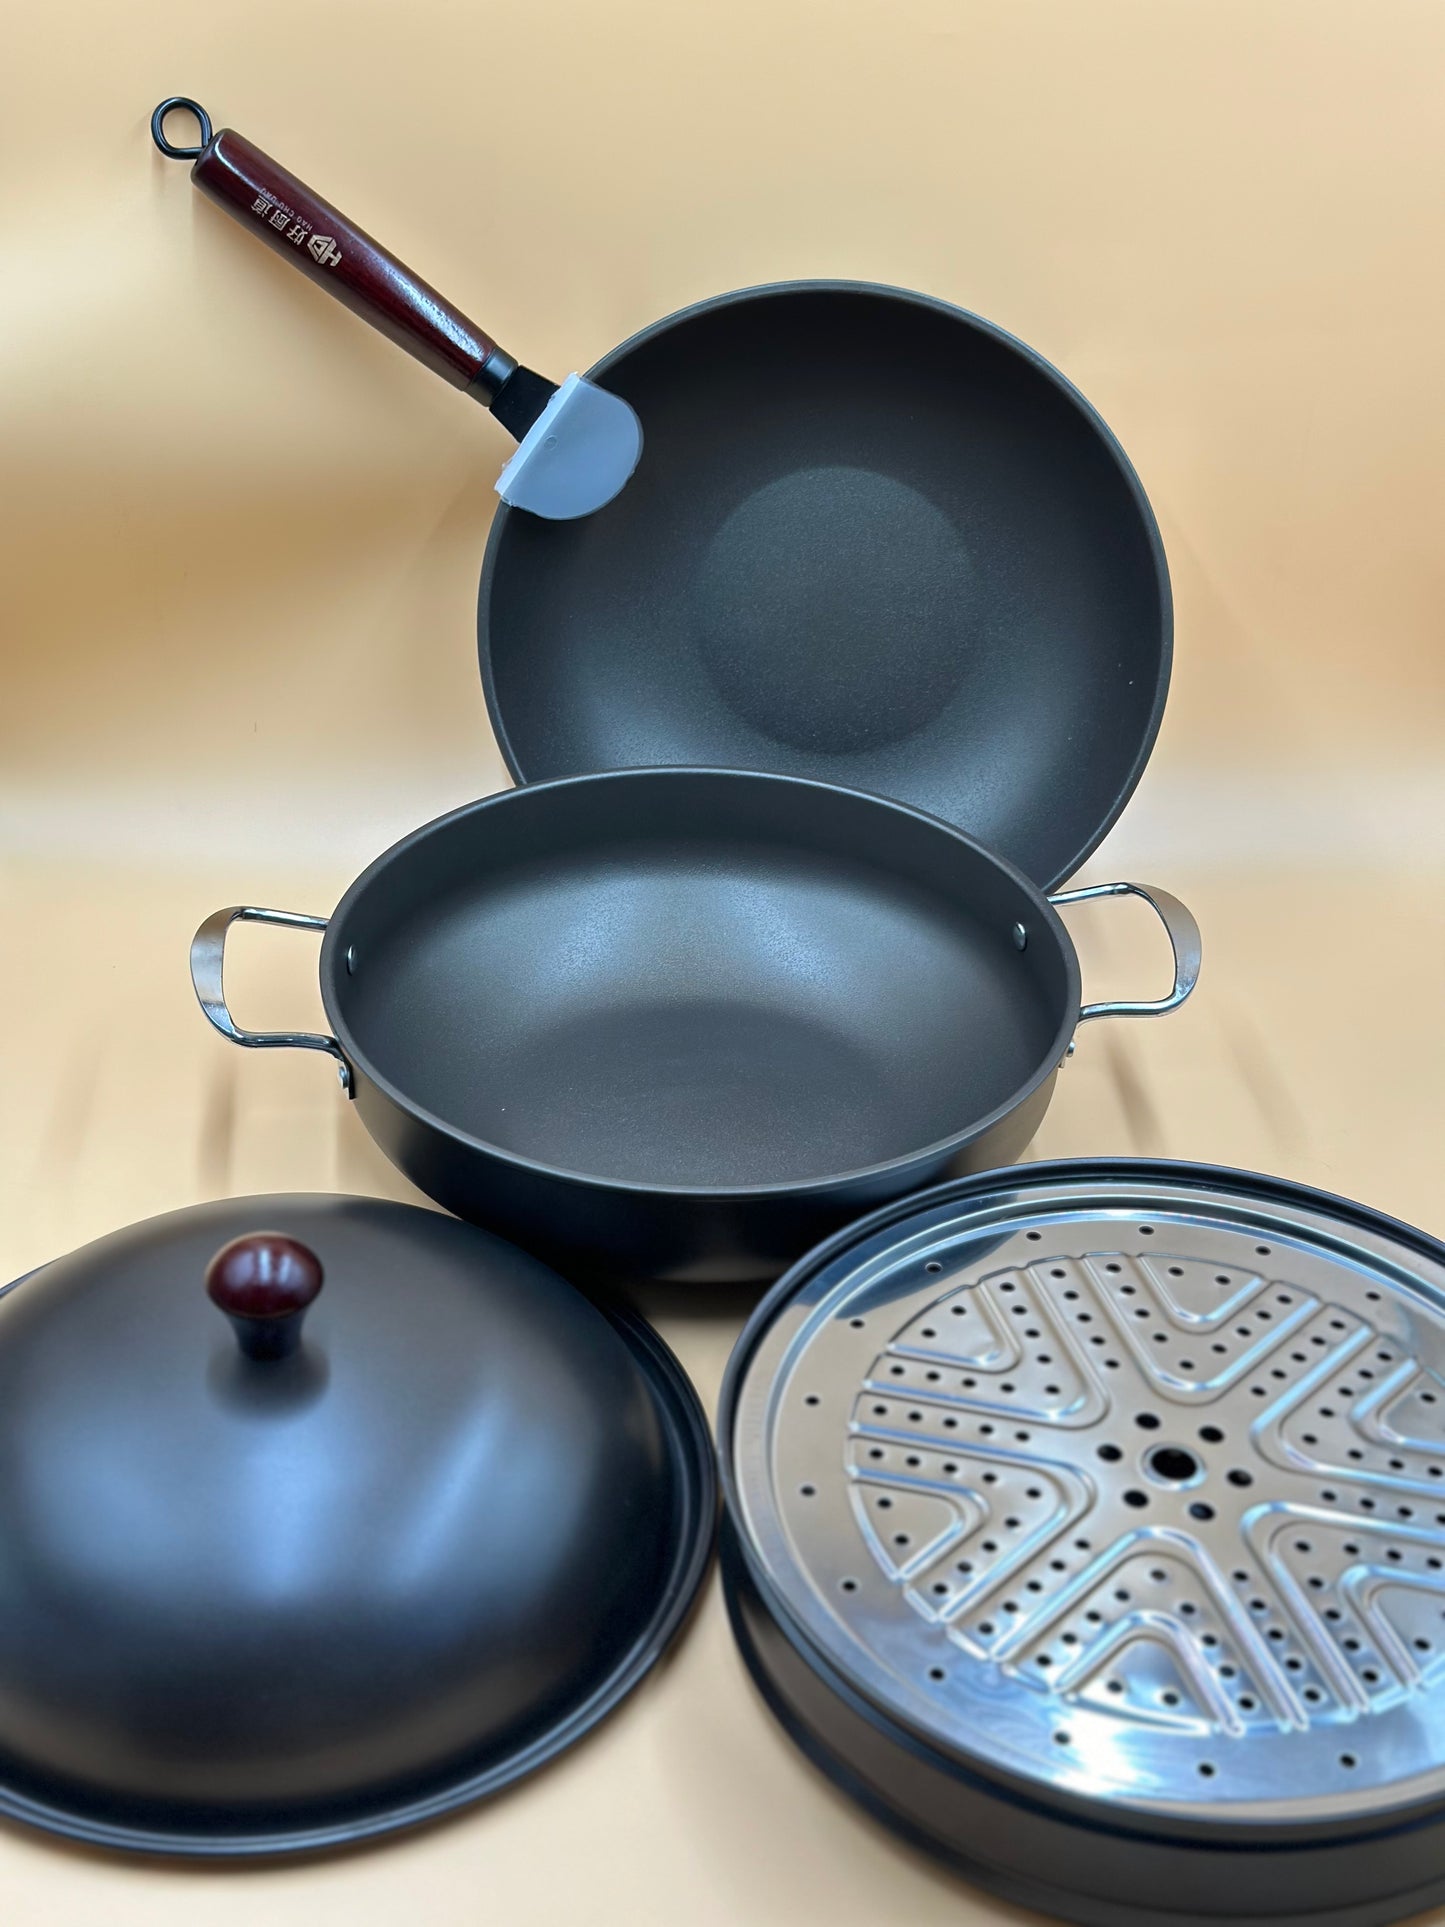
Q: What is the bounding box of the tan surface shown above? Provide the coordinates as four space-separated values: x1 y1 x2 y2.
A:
1 0 1444 1920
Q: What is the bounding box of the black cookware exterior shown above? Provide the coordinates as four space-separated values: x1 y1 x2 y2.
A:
193 773 1195 1287
344 1060 1056 1291
0 1196 714 1855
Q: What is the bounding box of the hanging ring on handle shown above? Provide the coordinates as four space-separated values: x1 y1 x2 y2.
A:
1049 881 1202 1026
151 98 214 159
190 905 352 1094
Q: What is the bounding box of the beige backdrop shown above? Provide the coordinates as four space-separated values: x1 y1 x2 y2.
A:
2 2 1444 1922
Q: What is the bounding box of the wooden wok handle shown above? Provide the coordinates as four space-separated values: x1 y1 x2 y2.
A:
151 98 518 401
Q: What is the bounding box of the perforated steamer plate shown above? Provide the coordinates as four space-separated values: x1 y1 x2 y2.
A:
721 1161 1445 1927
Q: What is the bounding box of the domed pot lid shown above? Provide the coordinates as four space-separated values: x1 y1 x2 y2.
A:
0 1195 714 1857
721 1161 1445 1927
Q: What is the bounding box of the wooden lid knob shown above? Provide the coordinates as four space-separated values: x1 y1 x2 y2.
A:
206 1234 324 1362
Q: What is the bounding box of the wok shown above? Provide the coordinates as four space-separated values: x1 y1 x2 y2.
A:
481 280 1171 889
154 103 1170 890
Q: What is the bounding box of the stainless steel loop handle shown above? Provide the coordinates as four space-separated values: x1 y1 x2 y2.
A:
190 906 352 1091
1049 882 1201 1025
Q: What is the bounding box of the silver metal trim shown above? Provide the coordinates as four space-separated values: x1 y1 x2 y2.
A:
731 1170 1445 1826
189 906 351 1094
1051 881 1201 1026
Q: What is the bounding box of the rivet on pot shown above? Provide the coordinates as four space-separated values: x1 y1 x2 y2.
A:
1012 923 1028 951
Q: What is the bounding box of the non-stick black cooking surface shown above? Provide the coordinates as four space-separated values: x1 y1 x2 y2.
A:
480 284 1171 891
334 773 1067 1192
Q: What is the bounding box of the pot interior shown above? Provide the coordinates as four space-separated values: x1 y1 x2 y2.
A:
330 774 1072 1189
482 285 1169 894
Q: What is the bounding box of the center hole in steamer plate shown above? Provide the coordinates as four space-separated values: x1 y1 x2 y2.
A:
1147 1445 1202 1484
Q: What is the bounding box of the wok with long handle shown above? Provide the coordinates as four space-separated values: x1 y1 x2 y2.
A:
155 102 1171 887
